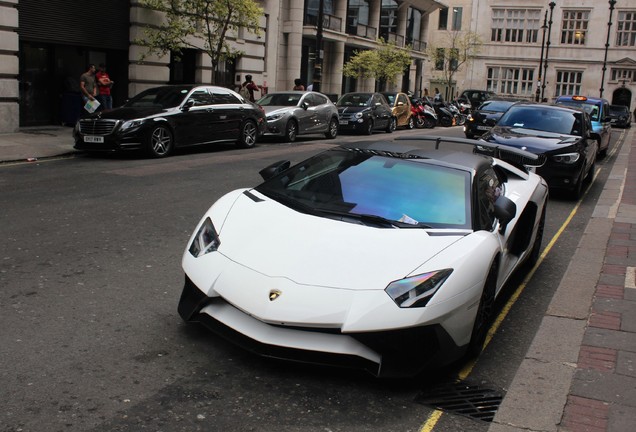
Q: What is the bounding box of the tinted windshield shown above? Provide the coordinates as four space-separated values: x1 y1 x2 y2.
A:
478 100 516 112
257 93 302 106
497 106 582 136
337 93 373 107
255 148 471 229
124 87 190 108
556 100 600 121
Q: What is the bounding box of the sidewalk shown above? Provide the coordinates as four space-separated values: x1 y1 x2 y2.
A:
0 125 77 163
489 125 636 432
1 125 634 431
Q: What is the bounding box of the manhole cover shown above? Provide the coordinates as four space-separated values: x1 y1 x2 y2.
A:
415 381 503 422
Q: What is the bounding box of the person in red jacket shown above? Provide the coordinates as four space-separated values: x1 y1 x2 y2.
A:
95 63 114 110
240 75 260 102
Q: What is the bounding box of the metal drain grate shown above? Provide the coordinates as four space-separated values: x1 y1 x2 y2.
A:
415 381 503 422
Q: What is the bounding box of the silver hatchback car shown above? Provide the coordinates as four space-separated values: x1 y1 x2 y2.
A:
257 91 339 142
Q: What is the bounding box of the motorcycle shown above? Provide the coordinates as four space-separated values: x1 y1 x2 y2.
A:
410 98 437 129
448 102 466 126
425 98 455 127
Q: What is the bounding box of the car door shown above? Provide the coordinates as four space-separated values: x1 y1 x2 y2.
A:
296 93 318 134
176 87 216 146
207 88 246 142
582 113 599 170
373 94 391 128
311 93 332 133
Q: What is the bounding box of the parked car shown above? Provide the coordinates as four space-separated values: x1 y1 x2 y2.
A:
608 104 632 128
336 92 396 134
256 91 339 142
464 98 523 139
381 92 414 129
460 89 497 109
555 95 611 157
73 85 266 158
178 136 548 377
479 103 599 199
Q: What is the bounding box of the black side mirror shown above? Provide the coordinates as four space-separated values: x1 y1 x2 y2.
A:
301 102 309 110
494 196 516 233
259 160 291 180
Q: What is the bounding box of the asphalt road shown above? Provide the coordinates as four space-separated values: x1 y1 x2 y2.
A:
0 126 622 432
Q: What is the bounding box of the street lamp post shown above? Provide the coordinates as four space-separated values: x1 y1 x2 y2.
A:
600 0 617 98
541 2 556 102
536 10 548 102
312 0 325 93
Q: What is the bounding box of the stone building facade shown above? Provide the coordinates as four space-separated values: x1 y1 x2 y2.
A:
1 0 634 133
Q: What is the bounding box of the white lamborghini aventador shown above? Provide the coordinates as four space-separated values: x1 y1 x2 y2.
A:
178 136 548 377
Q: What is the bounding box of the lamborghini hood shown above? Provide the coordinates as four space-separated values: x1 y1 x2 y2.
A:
214 191 467 290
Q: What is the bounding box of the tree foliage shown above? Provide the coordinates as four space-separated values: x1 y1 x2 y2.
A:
343 39 412 86
136 0 263 84
426 31 482 91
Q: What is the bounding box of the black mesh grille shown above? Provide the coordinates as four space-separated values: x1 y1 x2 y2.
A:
79 119 118 135
416 381 503 422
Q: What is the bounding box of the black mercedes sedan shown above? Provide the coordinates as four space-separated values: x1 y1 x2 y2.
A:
336 92 396 134
478 103 600 199
73 85 267 158
464 98 523 139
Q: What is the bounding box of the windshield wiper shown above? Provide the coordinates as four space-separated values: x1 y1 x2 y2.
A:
314 208 432 228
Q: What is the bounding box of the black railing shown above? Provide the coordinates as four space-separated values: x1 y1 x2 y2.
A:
305 13 342 32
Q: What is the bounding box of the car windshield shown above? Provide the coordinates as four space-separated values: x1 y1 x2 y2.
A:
124 86 190 109
257 93 302 106
497 106 582 136
610 105 628 115
337 93 373 107
556 100 601 121
255 148 471 229
478 100 516 112
382 94 396 104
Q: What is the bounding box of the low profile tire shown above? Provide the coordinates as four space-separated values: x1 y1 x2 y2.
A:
467 261 498 358
237 120 257 148
325 117 338 139
284 119 298 143
570 169 585 200
386 117 397 133
146 124 173 158
526 205 546 268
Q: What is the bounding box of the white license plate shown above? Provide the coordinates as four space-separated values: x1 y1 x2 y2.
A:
84 135 104 143
339 120 349 125
476 125 491 131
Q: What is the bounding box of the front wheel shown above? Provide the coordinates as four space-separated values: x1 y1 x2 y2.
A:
284 119 298 143
146 124 173 158
325 118 338 139
422 116 436 129
407 116 415 129
363 120 374 135
440 116 453 127
414 115 425 128
467 261 498 358
385 117 397 133
236 120 258 148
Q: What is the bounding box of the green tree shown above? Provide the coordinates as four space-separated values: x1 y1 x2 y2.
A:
426 31 482 93
343 39 412 87
136 0 263 84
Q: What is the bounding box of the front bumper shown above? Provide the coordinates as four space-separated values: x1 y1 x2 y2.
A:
73 120 144 152
178 275 465 377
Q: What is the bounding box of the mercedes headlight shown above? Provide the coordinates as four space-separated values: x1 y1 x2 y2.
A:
385 269 453 308
121 119 145 130
189 217 220 257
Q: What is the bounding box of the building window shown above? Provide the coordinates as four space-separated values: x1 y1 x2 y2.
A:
555 70 583 97
561 10 589 45
491 8 541 43
380 0 398 41
451 7 462 31
616 11 636 47
487 66 535 96
439 8 448 30
435 48 445 70
611 68 636 83
449 48 459 71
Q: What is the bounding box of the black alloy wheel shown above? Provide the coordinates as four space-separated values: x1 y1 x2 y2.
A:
364 120 374 135
237 120 257 148
467 261 498 358
407 116 415 129
146 124 173 158
386 117 397 133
